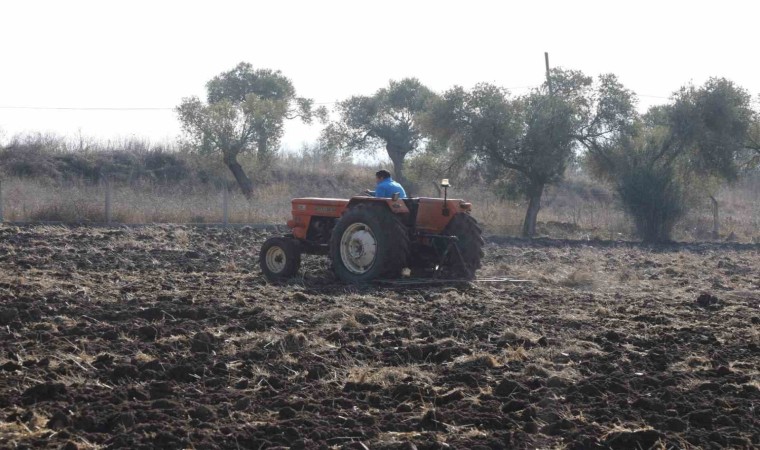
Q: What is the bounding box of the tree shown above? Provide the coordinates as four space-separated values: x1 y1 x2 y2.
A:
426 84 565 237
176 62 323 198
744 96 760 168
405 140 474 196
427 70 624 237
570 73 640 176
585 77 753 242
320 78 436 188
670 78 753 180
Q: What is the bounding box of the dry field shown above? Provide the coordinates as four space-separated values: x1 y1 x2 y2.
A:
0 225 758 449
2 168 759 242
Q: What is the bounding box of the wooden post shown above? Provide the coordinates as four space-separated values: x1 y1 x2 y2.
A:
104 176 112 224
710 195 719 240
0 180 4 223
544 52 553 96
222 185 229 227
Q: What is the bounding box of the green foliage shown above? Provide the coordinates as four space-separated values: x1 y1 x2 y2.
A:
739 95 760 170
177 93 290 162
179 64 320 159
320 78 436 182
177 62 321 197
424 77 599 236
426 73 623 192
206 64 296 103
572 73 639 179
617 165 686 243
585 77 754 242
668 78 752 180
405 143 476 195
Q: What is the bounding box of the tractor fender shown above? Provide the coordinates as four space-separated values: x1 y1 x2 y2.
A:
346 196 410 214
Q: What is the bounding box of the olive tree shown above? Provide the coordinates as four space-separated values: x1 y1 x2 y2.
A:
320 78 436 188
426 70 627 237
177 62 323 198
585 78 753 242
745 96 760 168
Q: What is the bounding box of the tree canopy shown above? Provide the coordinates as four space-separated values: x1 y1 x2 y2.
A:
425 70 635 237
320 78 436 187
177 62 322 197
747 101 760 168
584 77 754 242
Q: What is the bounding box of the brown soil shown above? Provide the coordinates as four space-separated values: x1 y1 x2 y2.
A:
1 225 758 449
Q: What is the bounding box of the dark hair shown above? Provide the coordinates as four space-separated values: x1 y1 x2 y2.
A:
375 169 392 179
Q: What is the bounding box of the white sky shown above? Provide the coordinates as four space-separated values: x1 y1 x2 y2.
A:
1 0 758 150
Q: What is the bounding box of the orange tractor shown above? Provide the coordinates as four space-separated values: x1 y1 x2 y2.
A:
259 180 484 283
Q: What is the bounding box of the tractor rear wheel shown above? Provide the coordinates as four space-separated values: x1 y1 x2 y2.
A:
330 204 410 283
259 237 301 281
443 213 484 279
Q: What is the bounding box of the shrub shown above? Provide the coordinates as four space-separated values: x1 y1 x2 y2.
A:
0 136 61 179
617 166 686 242
142 149 191 184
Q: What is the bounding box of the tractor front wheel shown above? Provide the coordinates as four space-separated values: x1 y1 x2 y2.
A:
330 204 409 283
259 237 302 281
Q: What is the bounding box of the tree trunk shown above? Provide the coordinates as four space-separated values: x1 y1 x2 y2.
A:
522 183 545 238
256 136 274 169
710 195 719 240
431 181 442 197
224 151 253 199
386 144 408 186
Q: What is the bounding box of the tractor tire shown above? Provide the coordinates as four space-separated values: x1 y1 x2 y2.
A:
259 237 302 281
330 203 410 283
443 213 484 279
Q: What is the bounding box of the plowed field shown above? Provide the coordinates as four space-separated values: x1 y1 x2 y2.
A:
1 225 758 449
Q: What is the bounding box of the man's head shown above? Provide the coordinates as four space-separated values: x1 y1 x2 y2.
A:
375 169 392 181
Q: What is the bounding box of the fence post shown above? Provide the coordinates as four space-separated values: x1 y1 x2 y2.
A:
0 180 4 223
104 176 112 224
222 185 229 227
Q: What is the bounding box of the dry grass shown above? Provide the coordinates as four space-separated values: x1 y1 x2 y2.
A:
0 177 296 224
313 308 352 325
340 316 362 331
560 269 595 289
453 352 502 369
279 331 308 353
346 365 435 386
504 345 529 362
1 155 758 241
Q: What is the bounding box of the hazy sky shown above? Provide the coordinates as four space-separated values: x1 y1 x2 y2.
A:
1 0 758 150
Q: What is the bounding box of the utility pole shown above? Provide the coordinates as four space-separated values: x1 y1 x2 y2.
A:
544 52 553 96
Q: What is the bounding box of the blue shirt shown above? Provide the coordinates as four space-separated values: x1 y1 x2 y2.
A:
371 177 407 198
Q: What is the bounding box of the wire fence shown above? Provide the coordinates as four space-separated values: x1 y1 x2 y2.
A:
0 178 289 230
1 177 757 244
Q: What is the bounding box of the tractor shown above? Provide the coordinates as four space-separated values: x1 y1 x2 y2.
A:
259 179 484 283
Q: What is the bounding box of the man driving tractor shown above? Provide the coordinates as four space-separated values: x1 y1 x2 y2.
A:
260 168 483 283
364 169 407 198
